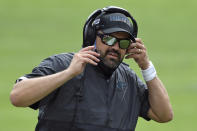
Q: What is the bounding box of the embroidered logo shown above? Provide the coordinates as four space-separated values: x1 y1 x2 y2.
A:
116 81 128 103
109 15 131 26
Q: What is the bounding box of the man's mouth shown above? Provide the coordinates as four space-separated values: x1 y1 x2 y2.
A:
107 52 119 59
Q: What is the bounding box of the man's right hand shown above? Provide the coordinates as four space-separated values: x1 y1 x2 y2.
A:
68 46 100 77
10 46 100 107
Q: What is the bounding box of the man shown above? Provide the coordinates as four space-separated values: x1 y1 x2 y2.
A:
10 6 173 131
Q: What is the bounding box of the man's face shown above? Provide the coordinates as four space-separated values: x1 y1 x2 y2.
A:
96 31 130 69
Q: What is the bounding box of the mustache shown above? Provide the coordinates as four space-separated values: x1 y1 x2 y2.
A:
106 49 121 58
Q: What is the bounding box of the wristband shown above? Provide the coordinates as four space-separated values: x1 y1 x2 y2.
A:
141 61 157 82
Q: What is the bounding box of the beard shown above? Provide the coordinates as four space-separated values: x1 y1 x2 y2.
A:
97 48 124 69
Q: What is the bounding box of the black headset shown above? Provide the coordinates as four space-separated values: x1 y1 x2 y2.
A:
82 6 138 48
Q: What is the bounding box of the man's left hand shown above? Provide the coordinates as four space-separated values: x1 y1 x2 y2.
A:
125 38 150 70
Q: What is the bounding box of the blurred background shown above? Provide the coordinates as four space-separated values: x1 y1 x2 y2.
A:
0 0 197 130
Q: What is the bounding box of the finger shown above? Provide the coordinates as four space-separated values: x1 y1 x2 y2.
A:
135 38 143 44
80 46 95 52
127 48 144 54
129 42 146 50
81 54 100 62
83 57 98 66
125 53 140 59
81 50 100 57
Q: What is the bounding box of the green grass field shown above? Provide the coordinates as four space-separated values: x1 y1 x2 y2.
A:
0 0 197 130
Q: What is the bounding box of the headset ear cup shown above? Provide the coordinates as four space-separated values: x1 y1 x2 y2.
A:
130 17 138 38
88 26 96 46
83 9 102 48
83 20 96 47
83 20 91 47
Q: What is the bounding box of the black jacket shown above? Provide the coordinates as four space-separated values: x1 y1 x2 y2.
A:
18 53 150 131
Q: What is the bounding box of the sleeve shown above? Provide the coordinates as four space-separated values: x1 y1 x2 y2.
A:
136 75 151 121
15 55 67 110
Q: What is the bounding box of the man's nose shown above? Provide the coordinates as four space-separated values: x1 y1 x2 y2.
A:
111 42 119 50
